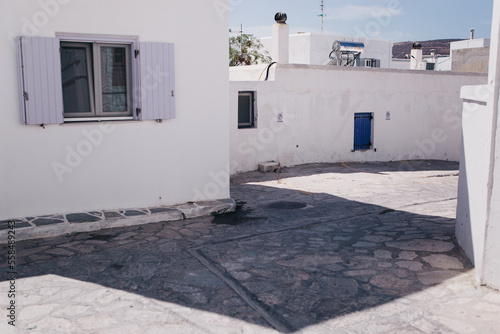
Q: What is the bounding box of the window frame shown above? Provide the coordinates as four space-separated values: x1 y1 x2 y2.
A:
364 58 380 68
94 43 133 117
238 91 256 129
60 42 95 117
57 34 140 122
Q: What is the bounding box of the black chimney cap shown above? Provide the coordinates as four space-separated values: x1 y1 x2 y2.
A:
412 42 422 50
275 12 287 24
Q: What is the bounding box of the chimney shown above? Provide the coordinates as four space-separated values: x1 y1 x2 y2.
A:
272 12 289 64
410 42 423 70
470 28 475 40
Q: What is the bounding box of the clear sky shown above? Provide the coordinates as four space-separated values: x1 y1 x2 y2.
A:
228 0 494 42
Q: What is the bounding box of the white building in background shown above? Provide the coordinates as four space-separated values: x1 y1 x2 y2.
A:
451 38 490 73
260 32 393 69
230 64 485 174
391 36 490 72
391 55 452 71
230 18 487 174
0 0 230 220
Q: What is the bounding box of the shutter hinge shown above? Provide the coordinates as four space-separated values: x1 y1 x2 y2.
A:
171 90 174 97
23 91 29 101
135 108 141 116
134 50 140 58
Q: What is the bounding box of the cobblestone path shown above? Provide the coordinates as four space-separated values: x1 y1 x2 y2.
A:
1 161 499 333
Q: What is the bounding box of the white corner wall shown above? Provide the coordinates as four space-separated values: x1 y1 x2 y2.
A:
230 64 486 174
456 86 494 271
0 0 230 220
456 0 500 290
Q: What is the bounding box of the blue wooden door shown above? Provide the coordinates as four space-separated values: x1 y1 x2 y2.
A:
354 113 372 150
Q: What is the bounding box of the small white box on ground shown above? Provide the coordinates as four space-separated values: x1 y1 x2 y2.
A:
258 161 280 173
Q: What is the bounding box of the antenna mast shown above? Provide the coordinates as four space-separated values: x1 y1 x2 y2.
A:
318 0 325 33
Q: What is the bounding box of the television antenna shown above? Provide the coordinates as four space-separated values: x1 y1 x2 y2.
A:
318 0 325 33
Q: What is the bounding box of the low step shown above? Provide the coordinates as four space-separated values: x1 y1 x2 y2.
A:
258 161 280 173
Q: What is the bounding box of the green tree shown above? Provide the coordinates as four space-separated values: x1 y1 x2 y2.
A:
229 34 272 66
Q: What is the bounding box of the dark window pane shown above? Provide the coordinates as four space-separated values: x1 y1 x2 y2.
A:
101 46 127 112
61 46 91 113
238 94 252 126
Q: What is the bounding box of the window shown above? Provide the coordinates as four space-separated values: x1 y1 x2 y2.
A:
238 91 255 128
61 42 132 118
364 59 380 68
354 112 373 151
17 35 175 125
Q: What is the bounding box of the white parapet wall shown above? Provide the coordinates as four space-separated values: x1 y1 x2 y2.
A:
230 64 486 174
0 0 230 220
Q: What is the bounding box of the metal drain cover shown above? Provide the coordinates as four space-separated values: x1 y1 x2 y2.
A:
267 201 308 210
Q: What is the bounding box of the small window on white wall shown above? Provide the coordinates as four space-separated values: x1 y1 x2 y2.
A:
238 91 255 129
364 58 380 68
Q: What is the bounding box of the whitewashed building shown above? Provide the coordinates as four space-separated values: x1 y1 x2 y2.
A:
0 0 231 221
260 32 393 69
451 38 490 73
230 19 487 174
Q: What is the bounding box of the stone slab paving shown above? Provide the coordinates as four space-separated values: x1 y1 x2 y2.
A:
1 161 500 333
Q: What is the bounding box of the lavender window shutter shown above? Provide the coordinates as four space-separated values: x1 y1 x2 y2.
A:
17 36 64 125
139 42 175 120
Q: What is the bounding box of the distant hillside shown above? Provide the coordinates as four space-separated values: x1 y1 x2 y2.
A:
392 39 463 59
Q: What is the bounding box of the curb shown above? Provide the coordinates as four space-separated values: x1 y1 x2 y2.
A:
0 199 236 243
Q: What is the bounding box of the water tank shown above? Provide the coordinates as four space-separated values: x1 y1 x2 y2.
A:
332 41 365 53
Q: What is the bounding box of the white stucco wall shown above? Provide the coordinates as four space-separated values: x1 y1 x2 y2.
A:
261 33 393 68
0 0 230 220
436 57 452 71
390 59 410 70
230 64 486 174
456 86 494 271
456 0 500 290
229 64 275 81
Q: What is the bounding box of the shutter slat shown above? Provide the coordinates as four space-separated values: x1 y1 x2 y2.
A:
139 42 175 121
18 36 63 125
151 43 159 119
38 38 49 123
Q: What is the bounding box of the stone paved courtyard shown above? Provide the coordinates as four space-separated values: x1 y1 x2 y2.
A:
1 161 500 333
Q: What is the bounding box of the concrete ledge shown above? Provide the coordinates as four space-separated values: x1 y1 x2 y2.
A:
460 84 491 103
0 199 236 243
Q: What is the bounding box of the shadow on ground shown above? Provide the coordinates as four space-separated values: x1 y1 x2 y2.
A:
0 161 472 333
